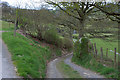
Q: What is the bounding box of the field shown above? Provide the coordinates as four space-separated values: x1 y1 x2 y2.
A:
1 20 14 31
90 38 118 61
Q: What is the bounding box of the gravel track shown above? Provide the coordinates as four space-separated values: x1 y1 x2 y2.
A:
47 54 105 78
64 55 105 78
46 58 63 78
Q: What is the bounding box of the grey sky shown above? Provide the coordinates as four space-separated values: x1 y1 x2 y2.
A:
1 0 49 9
1 0 118 9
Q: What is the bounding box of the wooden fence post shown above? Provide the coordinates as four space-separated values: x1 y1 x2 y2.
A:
94 43 97 58
101 47 103 63
118 50 120 70
106 48 108 58
87 42 89 54
114 48 116 68
96 49 98 58
91 43 94 56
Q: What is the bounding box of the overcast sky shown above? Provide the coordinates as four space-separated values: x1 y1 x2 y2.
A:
1 0 49 9
1 0 118 9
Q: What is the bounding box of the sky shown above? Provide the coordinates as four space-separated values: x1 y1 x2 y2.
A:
1 0 119 9
1 0 49 9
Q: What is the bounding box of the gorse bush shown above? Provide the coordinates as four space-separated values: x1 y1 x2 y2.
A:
43 29 64 48
43 29 73 50
43 29 60 46
56 37 64 48
63 38 73 51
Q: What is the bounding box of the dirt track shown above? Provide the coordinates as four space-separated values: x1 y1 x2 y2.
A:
46 53 105 78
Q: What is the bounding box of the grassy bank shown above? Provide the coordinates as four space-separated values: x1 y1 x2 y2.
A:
2 32 60 78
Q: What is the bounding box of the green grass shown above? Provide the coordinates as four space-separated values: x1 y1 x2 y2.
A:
72 55 119 78
90 38 118 61
1 20 14 31
2 32 53 78
57 60 82 78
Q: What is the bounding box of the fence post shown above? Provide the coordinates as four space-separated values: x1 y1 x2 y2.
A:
87 42 89 54
114 48 116 68
96 49 98 58
118 50 120 70
101 47 103 63
106 48 108 58
94 43 97 58
91 43 94 56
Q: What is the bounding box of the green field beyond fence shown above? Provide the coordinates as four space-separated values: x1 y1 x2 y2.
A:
1 20 14 31
90 38 118 61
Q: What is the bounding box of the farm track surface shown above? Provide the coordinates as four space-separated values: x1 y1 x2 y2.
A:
47 53 105 78
64 55 105 78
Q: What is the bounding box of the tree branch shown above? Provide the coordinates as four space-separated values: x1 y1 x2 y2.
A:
92 4 120 16
47 2 81 20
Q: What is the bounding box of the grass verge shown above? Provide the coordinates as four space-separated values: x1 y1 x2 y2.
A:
2 32 54 78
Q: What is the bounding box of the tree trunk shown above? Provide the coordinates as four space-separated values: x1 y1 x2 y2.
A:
78 20 84 39
70 28 73 40
14 18 18 36
14 20 17 36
